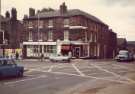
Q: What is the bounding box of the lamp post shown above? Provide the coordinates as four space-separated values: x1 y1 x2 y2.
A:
37 13 40 58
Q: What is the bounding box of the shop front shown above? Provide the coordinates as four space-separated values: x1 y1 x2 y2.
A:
60 41 89 58
23 42 57 58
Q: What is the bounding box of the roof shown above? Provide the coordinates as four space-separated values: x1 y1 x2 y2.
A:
0 15 10 22
127 41 135 46
117 38 127 46
25 9 106 25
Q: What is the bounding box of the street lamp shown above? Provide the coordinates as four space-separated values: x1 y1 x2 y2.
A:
37 13 40 58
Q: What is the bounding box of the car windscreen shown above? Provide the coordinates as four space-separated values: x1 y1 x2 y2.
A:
0 59 16 66
119 51 129 55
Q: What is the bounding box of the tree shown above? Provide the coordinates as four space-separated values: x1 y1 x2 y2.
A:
40 8 55 12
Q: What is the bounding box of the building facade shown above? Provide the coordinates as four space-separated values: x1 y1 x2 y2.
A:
23 3 117 59
0 8 24 57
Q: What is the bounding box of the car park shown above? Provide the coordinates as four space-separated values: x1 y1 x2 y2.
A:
115 50 134 62
0 58 24 78
49 55 71 63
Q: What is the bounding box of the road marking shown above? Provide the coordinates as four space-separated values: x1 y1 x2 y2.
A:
48 65 54 72
90 64 135 84
25 68 133 84
72 64 85 76
4 75 47 85
45 71 131 84
112 64 130 70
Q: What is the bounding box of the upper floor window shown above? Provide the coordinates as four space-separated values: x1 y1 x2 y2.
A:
28 21 33 28
28 31 33 41
48 30 53 41
64 30 69 41
64 19 69 26
39 21 44 28
89 32 93 42
48 20 53 26
94 33 97 42
38 31 43 41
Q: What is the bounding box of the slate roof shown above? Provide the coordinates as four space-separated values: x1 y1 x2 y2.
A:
26 9 106 25
127 41 135 46
0 15 10 22
117 38 127 46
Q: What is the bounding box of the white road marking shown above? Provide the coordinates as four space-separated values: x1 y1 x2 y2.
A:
48 65 54 72
72 64 85 76
45 71 131 84
112 64 130 69
90 64 135 84
4 75 47 85
24 67 133 84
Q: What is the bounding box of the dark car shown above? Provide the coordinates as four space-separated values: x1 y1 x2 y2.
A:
0 58 24 78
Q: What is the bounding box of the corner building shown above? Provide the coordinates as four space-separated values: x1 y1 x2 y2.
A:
23 3 117 59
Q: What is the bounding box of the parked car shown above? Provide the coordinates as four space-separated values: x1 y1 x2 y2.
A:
49 55 70 62
0 58 24 78
115 50 134 62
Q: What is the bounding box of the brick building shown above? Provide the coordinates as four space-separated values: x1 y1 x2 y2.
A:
23 3 117 59
0 8 24 57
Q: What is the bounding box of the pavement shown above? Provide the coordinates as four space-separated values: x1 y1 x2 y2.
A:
0 59 135 94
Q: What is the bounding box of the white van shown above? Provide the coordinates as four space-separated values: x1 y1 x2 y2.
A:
115 50 134 62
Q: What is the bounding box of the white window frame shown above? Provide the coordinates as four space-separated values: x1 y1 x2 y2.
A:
48 30 53 41
64 30 69 41
64 18 69 27
38 31 43 41
39 20 44 28
28 31 33 41
48 20 53 26
28 21 33 28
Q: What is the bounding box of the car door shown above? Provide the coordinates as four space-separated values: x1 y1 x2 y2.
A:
2 60 17 77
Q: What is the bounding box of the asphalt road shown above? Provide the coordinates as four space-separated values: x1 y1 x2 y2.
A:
0 59 135 94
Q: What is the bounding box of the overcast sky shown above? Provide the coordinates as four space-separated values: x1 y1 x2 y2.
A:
1 0 135 41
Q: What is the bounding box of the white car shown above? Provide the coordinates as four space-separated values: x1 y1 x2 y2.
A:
49 55 70 62
115 50 134 62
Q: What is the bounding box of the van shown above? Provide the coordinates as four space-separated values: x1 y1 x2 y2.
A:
115 50 134 62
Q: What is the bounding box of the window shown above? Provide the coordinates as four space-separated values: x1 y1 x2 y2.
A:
38 31 43 41
64 19 69 26
64 30 69 41
48 30 53 41
28 21 33 28
28 31 32 41
89 32 93 42
44 45 56 53
39 21 43 28
94 33 97 42
48 20 53 26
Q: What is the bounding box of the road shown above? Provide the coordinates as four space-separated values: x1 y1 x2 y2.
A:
0 59 135 94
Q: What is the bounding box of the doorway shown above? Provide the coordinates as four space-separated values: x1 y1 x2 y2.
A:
74 47 80 58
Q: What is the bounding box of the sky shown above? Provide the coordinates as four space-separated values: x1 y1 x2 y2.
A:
1 0 135 41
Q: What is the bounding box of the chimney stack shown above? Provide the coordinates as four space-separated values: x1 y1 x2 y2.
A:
5 11 10 18
60 2 67 14
29 8 35 17
11 8 17 20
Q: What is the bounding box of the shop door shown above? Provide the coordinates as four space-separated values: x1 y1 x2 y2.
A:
75 47 80 58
